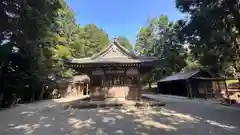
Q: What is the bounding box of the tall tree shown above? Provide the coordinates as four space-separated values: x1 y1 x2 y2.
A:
0 0 62 107
135 15 186 87
69 24 109 58
135 18 156 56
176 0 240 78
82 24 109 57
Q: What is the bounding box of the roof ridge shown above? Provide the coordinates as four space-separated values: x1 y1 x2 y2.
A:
113 39 135 55
91 39 136 60
90 42 113 59
184 70 200 79
158 70 201 82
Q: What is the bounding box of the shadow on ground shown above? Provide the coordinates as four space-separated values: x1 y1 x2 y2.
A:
0 98 239 135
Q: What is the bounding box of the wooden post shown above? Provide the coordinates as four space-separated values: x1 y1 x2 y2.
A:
224 79 229 99
102 69 105 99
169 81 171 95
186 82 189 97
137 73 141 100
124 68 127 86
187 80 193 98
238 78 240 90
203 82 208 99
86 83 89 95
78 83 80 96
217 81 221 98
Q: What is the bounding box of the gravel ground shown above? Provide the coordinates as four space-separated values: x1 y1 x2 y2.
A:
0 95 239 135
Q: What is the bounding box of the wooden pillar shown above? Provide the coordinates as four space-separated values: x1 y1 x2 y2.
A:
224 79 229 99
169 81 171 95
89 75 92 98
79 83 81 96
137 73 141 100
124 68 127 86
238 78 240 88
187 80 193 98
216 81 221 98
102 69 105 99
203 81 208 99
186 81 189 97
86 83 89 95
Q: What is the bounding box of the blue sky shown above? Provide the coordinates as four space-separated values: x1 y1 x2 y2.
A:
66 0 184 45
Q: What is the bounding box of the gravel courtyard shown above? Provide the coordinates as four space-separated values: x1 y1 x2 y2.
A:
0 95 239 135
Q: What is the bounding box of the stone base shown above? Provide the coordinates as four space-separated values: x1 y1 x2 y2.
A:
62 100 165 110
105 98 126 102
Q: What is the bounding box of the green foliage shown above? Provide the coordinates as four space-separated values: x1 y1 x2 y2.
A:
54 45 72 59
81 24 109 57
183 54 203 72
0 0 109 108
116 36 133 50
67 24 109 58
135 21 153 56
0 0 62 107
135 15 186 85
176 0 240 78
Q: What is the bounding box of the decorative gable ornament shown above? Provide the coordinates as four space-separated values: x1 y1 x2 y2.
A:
112 44 117 52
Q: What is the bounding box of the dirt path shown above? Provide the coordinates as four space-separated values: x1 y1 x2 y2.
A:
0 96 239 135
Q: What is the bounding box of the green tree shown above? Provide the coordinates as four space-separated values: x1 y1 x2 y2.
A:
183 53 203 71
69 26 86 58
176 0 240 78
82 24 109 57
135 18 156 56
116 36 133 50
68 24 109 58
0 0 62 107
135 15 186 87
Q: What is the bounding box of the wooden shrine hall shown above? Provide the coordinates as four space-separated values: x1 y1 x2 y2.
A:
66 39 158 101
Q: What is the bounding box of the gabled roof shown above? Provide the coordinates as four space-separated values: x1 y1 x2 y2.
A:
70 39 158 64
72 75 90 83
91 39 137 59
158 70 200 82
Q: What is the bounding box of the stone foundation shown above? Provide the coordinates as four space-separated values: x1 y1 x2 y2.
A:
90 86 139 101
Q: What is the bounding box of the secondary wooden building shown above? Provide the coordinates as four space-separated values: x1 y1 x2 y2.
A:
66 39 157 100
157 70 228 99
65 75 90 97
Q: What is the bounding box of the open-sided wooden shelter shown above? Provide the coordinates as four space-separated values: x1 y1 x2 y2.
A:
157 70 228 99
66 39 157 100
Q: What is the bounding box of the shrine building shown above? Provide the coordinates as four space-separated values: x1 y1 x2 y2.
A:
66 39 158 101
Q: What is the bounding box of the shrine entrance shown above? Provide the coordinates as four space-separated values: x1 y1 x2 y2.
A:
102 69 139 99
87 67 140 100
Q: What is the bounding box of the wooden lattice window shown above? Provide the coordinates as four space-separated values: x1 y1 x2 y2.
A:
126 76 138 86
104 75 125 86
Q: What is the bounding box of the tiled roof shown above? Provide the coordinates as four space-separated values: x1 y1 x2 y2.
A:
158 70 200 82
72 75 90 83
71 57 157 64
69 39 158 64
